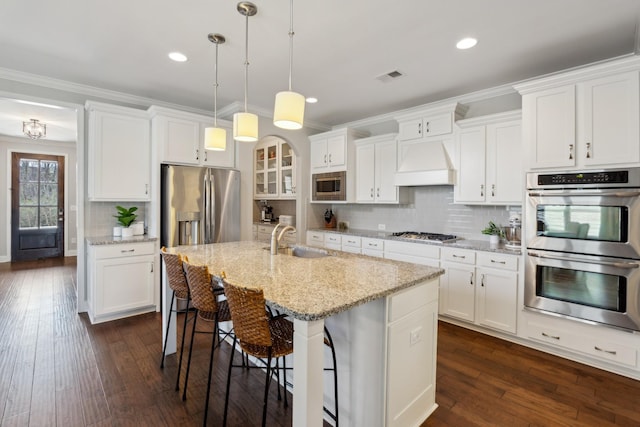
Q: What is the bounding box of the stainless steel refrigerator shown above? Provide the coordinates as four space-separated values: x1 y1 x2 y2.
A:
161 165 241 247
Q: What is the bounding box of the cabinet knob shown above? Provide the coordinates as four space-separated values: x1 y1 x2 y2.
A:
204 150 208 162
196 149 199 160
569 144 574 160
418 122 422 136
328 153 332 164
480 184 484 197
594 346 617 355
469 272 474 285
425 121 430 134
491 184 495 197
370 188 374 198
586 142 591 159
481 274 485 287
541 332 560 340
376 188 380 198
324 154 327 164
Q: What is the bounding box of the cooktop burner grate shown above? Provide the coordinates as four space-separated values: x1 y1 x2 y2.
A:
392 231 460 243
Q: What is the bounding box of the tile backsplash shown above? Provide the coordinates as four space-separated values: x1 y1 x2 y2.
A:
85 202 147 237
331 186 520 240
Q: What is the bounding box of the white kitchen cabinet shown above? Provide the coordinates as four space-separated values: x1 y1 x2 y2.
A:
254 136 296 200
440 247 518 334
517 69 640 170
324 233 342 250
310 133 346 171
455 111 522 205
86 101 151 201
355 134 407 204
87 241 157 324
341 235 362 254
395 102 468 142
306 230 325 247
149 106 235 168
254 223 296 245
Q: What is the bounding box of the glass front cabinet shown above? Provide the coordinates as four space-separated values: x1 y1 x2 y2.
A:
254 137 296 199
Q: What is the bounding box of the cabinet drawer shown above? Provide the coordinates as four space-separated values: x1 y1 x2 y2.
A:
580 339 637 368
257 225 275 234
307 231 325 246
324 233 342 245
388 280 438 322
477 252 519 271
362 237 384 252
527 321 575 349
441 247 475 265
342 235 361 249
92 242 155 259
385 240 440 259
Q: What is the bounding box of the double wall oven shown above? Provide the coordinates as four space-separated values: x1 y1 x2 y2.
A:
525 168 640 332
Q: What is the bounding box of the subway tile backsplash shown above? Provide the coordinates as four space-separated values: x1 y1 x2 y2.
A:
85 202 147 237
332 186 520 240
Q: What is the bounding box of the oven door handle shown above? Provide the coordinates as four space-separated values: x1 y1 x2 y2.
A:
527 251 640 269
527 190 640 197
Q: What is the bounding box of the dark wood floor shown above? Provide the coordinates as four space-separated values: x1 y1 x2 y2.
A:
1 258 639 426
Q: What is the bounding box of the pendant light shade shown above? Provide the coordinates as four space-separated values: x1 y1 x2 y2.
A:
205 33 227 151
233 2 259 142
232 111 258 142
273 0 305 130
274 91 305 130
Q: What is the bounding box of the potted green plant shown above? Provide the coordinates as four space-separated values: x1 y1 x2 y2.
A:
114 205 138 237
482 220 504 245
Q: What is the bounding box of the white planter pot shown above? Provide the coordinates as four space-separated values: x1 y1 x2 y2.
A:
489 235 500 246
121 227 134 238
113 226 122 237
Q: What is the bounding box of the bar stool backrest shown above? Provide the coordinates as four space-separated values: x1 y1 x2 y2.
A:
223 281 273 351
183 261 218 314
160 248 189 297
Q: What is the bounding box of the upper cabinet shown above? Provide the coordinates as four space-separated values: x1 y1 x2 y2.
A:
516 60 640 170
395 103 468 142
86 101 151 201
309 128 367 173
455 111 522 205
254 136 296 200
355 134 408 204
148 106 235 169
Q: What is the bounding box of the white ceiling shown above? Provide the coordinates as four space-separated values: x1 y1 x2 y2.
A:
0 0 639 141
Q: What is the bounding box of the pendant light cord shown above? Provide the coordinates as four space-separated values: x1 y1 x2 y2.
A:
244 12 250 113
214 41 219 127
288 0 294 91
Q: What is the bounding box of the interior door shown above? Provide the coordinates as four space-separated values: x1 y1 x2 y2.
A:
11 152 65 261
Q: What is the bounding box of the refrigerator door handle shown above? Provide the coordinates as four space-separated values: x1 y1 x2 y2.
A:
209 172 216 244
203 171 209 244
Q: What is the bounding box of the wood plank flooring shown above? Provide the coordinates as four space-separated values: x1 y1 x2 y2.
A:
1 258 639 426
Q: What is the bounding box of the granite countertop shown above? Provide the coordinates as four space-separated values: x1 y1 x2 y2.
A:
165 240 443 321
86 235 158 245
310 228 523 255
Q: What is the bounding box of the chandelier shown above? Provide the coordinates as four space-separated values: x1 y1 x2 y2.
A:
23 119 46 139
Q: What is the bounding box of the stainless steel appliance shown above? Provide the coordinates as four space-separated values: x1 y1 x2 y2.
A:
391 231 460 243
161 165 241 247
525 168 640 331
312 171 346 201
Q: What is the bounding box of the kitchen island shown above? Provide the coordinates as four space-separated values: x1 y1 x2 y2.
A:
163 240 443 427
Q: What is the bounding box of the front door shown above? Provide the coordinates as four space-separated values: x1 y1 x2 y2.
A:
11 152 65 261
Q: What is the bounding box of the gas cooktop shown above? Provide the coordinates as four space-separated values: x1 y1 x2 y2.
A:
392 231 460 243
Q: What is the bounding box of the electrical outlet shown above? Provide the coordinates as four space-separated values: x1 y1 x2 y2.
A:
378 224 386 230
410 327 422 346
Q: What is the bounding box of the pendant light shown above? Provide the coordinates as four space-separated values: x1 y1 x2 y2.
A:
273 0 305 130
204 33 227 151
233 2 259 142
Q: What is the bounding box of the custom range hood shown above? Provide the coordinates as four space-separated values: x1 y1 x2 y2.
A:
393 102 467 187
394 141 456 186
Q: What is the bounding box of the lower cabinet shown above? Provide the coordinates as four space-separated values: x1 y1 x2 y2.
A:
384 240 440 268
87 241 156 324
440 247 518 334
254 223 296 245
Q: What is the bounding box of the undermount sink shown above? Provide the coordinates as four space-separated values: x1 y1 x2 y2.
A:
278 245 331 258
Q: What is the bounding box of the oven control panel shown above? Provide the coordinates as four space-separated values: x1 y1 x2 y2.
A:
528 168 640 189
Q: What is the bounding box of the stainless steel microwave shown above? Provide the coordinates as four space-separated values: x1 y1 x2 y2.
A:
312 171 346 201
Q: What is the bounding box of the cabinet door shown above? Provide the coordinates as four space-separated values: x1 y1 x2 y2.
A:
523 85 576 169
327 135 346 169
582 71 640 167
475 267 518 333
310 139 328 170
88 109 151 201
279 142 296 198
439 262 475 321
201 123 235 168
424 112 452 137
456 127 486 203
254 142 278 198
160 115 200 164
486 120 522 204
375 140 399 203
95 255 155 316
398 118 423 141
356 143 376 202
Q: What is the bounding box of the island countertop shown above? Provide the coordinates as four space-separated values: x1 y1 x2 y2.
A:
165 240 443 321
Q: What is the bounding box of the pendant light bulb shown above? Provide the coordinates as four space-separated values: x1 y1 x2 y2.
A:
273 0 305 130
205 33 227 151
233 2 259 142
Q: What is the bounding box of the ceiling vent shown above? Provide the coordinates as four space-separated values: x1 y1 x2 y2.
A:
376 70 404 83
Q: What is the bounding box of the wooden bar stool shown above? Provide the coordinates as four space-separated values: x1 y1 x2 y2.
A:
222 281 340 427
182 261 232 425
159 248 192 393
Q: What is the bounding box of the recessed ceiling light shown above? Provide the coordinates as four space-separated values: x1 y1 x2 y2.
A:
306 97 318 104
456 37 478 50
168 52 188 62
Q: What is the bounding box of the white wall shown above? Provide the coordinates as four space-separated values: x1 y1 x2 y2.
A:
0 135 78 261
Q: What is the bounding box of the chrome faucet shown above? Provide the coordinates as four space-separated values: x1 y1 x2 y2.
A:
270 224 296 255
